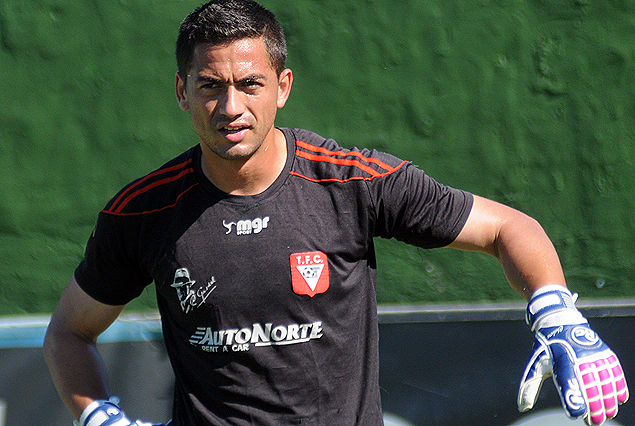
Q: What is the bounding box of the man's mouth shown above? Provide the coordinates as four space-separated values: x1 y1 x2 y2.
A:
218 125 250 142
220 126 248 134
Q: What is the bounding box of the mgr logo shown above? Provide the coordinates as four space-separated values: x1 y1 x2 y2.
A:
223 216 270 235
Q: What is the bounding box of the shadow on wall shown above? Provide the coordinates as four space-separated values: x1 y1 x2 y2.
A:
383 413 416 426
384 409 626 426
508 408 624 426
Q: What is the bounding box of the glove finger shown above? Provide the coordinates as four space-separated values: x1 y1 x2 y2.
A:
597 357 618 418
550 343 588 420
606 353 629 404
578 351 629 425
518 343 551 412
579 359 609 425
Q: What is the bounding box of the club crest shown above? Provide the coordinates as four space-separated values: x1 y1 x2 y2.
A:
290 251 330 297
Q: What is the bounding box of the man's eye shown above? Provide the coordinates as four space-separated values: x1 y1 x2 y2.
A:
202 83 221 90
242 80 263 89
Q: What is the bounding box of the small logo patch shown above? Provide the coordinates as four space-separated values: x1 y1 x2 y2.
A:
290 251 329 297
223 216 270 235
171 268 217 314
570 326 600 347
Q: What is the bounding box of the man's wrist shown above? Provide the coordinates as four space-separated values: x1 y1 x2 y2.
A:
526 284 586 330
77 400 104 426
74 397 129 426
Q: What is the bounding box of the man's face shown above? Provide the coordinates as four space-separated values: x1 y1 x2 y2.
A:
176 37 292 161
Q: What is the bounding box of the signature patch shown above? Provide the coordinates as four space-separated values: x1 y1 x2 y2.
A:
171 268 217 313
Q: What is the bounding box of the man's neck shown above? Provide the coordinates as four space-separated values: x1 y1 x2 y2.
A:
200 128 287 196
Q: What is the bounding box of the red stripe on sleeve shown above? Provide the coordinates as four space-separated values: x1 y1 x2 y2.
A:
111 168 195 214
296 140 398 173
105 159 194 213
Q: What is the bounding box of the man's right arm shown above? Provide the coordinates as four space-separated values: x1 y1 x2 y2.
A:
43 275 125 420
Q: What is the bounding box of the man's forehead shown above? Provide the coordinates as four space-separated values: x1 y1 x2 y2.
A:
189 38 272 76
193 38 267 62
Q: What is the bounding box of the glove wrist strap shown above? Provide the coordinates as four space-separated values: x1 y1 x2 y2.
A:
77 400 107 426
74 397 129 426
527 285 586 331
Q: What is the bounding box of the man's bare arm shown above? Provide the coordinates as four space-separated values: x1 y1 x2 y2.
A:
449 194 566 300
43 275 125 420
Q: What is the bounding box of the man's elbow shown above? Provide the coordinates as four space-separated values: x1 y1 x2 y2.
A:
43 317 63 367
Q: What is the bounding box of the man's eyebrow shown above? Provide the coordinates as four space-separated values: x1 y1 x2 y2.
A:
239 74 267 82
194 75 223 84
193 74 268 84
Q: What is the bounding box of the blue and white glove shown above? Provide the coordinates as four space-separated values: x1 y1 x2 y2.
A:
73 397 169 426
518 285 629 425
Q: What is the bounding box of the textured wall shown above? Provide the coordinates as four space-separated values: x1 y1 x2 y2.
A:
1 0 635 314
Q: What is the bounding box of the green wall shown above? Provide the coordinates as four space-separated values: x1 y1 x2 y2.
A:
1 0 635 314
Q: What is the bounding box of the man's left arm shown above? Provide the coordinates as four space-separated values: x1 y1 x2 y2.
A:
448 194 565 300
448 195 629 425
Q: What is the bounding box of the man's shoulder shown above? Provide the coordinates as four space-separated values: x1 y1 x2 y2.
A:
283 127 409 184
101 146 200 216
283 127 354 153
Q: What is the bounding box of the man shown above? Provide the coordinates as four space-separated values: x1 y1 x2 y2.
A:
43 1 628 425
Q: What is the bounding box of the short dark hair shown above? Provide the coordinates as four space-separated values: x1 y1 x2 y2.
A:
176 0 287 80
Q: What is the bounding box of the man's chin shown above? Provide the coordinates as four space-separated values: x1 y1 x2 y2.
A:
208 143 260 162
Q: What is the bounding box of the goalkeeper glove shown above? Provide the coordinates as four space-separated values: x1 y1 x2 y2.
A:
73 397 168 426
517 285 629 425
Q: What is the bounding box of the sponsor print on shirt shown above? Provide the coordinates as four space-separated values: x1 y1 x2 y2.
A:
290 251 330 297
189 321 324 353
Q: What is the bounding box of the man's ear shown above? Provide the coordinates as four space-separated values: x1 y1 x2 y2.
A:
175 72 189 111
276 68 293 109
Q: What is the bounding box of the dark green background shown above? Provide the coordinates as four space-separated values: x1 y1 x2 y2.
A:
1 0 634 314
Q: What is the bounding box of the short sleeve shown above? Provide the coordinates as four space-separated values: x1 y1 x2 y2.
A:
369 161 473 248
74 210 153 305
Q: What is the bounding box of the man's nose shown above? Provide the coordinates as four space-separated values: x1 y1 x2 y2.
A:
219 86 246 117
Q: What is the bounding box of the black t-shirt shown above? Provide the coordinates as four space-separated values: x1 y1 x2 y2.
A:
75 128 473 426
